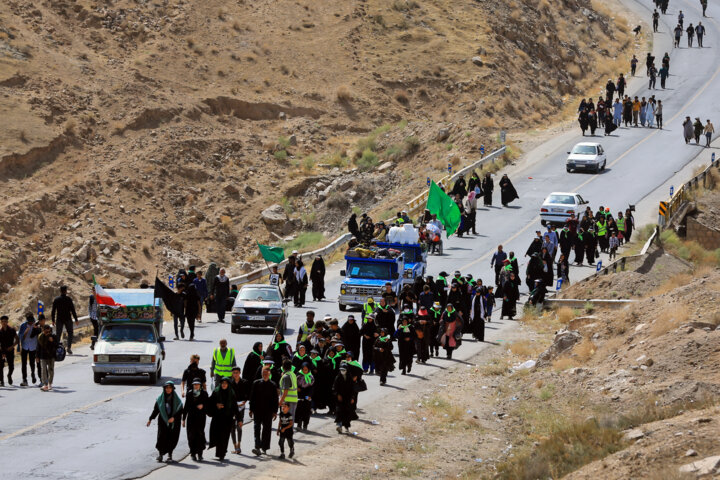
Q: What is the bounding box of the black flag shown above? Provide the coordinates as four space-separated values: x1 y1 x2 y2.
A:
154 277 184 318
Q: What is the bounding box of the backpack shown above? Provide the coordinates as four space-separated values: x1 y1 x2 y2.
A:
55 343 67 362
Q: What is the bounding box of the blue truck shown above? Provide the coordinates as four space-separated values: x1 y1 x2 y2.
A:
376 242 427 285
338 254 404 311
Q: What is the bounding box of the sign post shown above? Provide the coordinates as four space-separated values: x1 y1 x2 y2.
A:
37 301 44 316
168 274 174 289
555 278 563 291
480 144 485 156
670 185 674 197
596 260 602 272
500 130 506 145
447 163 452 174
426 176 431 187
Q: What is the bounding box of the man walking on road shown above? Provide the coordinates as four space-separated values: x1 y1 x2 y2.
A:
701 0 708 17
18 313 39 386
674 24 683 47
0 315 19 386
704 119 715 147
687 23 695 47
211 339 236 386
51 285 78 355
490 245 507 286
211 268 229 323
696 22 705 47
652 9 660 32
655 100 664 129
250 367 278 456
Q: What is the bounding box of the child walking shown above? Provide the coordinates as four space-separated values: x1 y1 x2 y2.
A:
277 403 295 459
608 233 620 260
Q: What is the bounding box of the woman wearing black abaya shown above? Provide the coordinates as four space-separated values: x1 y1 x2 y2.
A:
183 379 209 462
242 342 264 382
499 174 519 206
341 316 361 362
207 377 240 461
481 173 494 206
310 255 326 301
500 272 519 320
147 381 184 463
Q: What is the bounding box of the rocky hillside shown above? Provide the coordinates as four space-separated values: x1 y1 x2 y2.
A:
0 0 633 315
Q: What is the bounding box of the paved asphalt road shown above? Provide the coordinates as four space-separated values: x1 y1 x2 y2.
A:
2 0 719 478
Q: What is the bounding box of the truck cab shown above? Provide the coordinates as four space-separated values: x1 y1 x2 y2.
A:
376 242 427 285
91 289 165 385
338 254 404 311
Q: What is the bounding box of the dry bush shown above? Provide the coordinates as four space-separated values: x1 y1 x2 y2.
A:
567 63 582 80
478 117 497 129
19 130 28 143
64 119 77 135
651 304 689 337
573 338 596 362
649 272 693 296
557 306 575 325
336 85 352 103
509 340 543 358
552 356 578 371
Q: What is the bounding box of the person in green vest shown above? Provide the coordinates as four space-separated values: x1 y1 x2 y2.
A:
361 297 375 323
596 217 608 253
279 359 299 421
296 311 315 347
147 381 183 463
616 211 626 244
211 339 236 386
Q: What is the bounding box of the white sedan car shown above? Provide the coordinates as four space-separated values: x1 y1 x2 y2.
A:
566 142 607 173
540 192 588 226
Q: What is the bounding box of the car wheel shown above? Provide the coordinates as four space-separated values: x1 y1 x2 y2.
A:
566 166 572 172
149 370 158 385
541 220 547 226
339 303 347 311
602 160 606 171
93 372 103 384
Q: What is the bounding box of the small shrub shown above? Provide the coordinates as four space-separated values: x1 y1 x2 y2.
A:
278 136 291 148
356 136 377 153
336 85 352 102
302 155 315 171
274 150 288 161
280 196 293 215
404 136 420 154
356 149 379 171
583 301 595 314
556 306 575 325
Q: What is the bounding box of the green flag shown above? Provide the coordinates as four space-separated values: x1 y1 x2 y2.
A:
426 181 461 236
257 242 285 264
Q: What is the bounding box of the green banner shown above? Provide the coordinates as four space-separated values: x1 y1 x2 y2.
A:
426 181 461 236
257 242 285 264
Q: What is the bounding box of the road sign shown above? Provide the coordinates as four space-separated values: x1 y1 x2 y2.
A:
500 130 506 144
670 185 674 197
169 274 174 288
427 176 431 186
38 301 44 315
712 152 716 163
555 278 563 291
596 260 602 272
659 201 668 217
447 163 452 174
480 144 485 155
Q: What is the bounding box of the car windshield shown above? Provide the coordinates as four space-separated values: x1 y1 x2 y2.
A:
572 145 597 155
547 194 576 205
101 325 156 343
238 288 281 301
347 262 392 280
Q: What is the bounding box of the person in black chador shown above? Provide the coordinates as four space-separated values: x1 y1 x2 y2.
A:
499 174 519 206
147 381 184 463
182 379 209 461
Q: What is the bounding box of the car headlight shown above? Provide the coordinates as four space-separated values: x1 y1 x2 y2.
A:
232 307 245 313
95 354 109 363
269 309 282 314
140 355 155 363
340 288 346 294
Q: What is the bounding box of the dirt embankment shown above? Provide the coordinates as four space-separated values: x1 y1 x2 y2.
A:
0 0 635 316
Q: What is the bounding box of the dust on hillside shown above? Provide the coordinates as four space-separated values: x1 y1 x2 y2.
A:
0 0 636 316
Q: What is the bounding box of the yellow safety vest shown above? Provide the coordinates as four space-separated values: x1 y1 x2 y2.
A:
596 221 607 237
616 218 625 231
299 323 313 342
213 348 235 377
281 371 298 403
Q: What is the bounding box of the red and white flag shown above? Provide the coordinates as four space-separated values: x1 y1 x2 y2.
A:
93 276 124 308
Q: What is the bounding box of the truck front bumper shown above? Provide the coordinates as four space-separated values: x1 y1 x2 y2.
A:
339 294 383 306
